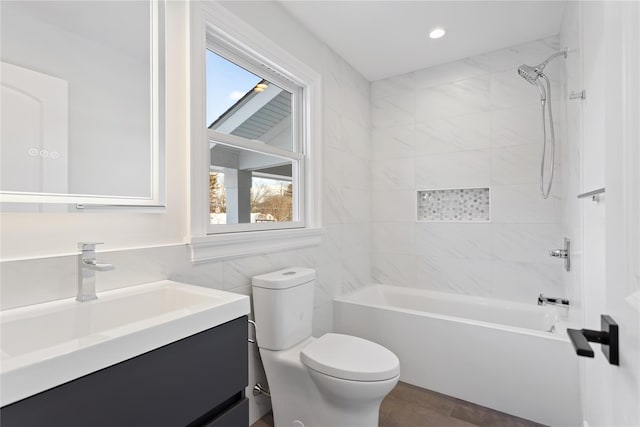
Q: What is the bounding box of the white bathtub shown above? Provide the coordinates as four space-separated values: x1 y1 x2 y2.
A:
334 285 581 427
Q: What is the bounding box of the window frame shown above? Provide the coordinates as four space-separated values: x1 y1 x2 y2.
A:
189 2 322 263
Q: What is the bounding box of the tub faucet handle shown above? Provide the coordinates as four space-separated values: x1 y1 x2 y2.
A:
549 238 571 272
550 249 568 258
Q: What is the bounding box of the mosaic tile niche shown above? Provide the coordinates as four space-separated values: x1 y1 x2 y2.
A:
417 188 490 222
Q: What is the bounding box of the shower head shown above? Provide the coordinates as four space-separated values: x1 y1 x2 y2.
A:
518 64 541 85
518 64 547 101
517 48 568 86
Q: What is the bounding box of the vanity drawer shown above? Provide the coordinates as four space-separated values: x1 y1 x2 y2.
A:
202 398 249 427
0 316 248 427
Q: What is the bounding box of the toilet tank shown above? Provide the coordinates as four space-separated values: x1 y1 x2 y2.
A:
251 267 316 350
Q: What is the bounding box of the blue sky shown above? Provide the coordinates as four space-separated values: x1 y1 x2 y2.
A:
206 49 261 127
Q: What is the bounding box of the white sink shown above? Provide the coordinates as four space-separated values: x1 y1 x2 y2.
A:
0 280 250 407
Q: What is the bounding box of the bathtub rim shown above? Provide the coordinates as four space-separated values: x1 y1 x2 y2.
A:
335 284 572 342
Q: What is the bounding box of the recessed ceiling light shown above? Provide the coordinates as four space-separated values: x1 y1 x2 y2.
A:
429 28 446 39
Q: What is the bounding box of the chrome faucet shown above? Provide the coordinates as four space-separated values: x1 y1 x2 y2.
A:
549 238 571 272
77 242 114 302
537 293 570 307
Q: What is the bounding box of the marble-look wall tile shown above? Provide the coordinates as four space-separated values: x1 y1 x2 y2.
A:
371 253 417 287
490 68 562 110
491 223 562 264
492 184 561 223
416 256 493 295
490 69 541 109
490 143 542 185
1 255 77 310
490 36 561 73
371 190 415 222
341 189 371 224
372 92 415 129
342 117 370 161
341 60 370 128
341 253 371 293
414 54 491 89
170 259 224 290
491 260 564 303
371 157 415 190
415 112 490 155
341 151 370 191
415 223 492 260
371 72 414 99
560 1 583 324
316 261 342 299
415 149 491 189
322 185 344 225
371 222 415 255
322 45 343 114
324 106 342 150
371 125 415 160
491 104 545 147
370 35 564 305
415 76 490 121
341 222 371 258
311 302 334 337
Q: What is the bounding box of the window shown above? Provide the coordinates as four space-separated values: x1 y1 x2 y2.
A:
189 3 322 262
205 46 303 233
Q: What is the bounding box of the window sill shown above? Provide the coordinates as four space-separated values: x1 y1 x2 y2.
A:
189 227 323 263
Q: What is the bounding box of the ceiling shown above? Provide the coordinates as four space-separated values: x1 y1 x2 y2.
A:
279 1 567 81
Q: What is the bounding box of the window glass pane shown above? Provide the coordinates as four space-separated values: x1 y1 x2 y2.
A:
209 143 295 225
206 49 293 152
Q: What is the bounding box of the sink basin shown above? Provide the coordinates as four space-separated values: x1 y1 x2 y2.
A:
0 281 250 407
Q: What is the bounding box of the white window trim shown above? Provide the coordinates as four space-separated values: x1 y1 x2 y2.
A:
188 1 323 263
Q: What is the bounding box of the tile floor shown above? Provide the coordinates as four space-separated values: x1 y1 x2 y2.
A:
251 381 547 427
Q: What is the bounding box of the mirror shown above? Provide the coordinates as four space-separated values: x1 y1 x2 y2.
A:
0 1 164 206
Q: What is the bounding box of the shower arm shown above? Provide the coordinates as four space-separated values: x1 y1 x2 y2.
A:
538 48 569 71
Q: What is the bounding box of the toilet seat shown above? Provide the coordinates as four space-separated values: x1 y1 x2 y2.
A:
300 333 400 382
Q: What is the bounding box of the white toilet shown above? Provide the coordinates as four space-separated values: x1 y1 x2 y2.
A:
251 267 400 427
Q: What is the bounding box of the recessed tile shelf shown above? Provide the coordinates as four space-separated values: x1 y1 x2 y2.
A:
417 188 490 222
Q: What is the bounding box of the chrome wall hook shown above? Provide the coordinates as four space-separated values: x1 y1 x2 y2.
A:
569 90 586 100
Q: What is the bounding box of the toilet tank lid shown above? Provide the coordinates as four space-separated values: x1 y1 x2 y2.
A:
252 267 316 289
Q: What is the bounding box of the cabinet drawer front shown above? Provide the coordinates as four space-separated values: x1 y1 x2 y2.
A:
1 316 248 427
203 398 248 427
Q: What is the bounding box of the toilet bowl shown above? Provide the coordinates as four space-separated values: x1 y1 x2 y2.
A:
252 267 400 427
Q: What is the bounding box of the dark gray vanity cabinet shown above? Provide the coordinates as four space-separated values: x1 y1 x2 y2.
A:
0 316 249 427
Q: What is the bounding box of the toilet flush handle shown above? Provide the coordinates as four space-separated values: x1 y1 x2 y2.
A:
248 319 257 344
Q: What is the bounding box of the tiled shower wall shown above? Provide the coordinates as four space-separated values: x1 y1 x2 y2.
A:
370 36 568 303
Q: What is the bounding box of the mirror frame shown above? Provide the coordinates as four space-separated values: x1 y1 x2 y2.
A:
0 1 166 207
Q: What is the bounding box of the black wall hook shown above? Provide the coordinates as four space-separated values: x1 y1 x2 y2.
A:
567 315 619 366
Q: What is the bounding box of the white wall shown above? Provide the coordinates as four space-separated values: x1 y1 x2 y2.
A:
0 1 372 423
370 36 567 303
